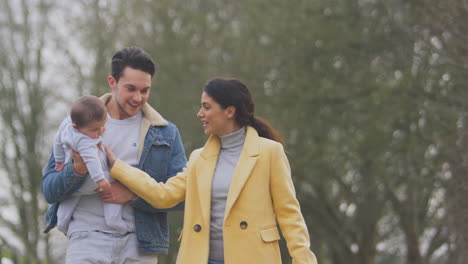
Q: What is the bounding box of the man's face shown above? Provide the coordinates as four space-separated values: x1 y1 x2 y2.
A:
108 67 151 119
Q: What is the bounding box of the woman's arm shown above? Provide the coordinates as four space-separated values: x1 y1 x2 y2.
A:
107 147 198 209
269 143 318 264
110 160 188 208
127 127 187 212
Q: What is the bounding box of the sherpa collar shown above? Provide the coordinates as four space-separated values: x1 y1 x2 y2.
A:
99 93 168 126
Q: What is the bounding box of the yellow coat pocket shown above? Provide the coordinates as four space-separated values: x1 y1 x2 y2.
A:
260 226 280 242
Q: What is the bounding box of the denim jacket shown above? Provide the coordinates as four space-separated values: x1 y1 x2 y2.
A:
42 94 187 254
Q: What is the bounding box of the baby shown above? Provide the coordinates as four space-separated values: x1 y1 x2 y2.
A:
54 95 129 234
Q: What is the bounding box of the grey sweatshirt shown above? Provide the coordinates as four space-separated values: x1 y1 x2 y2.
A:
209 127 246 261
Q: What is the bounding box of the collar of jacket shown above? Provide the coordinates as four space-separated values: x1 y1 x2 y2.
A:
197 126 261 224
200 126 260 159
99 93 168 127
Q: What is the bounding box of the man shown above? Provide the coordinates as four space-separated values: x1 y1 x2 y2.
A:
42 47 186 263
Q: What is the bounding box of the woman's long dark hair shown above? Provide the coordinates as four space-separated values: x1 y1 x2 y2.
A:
203 78 284 145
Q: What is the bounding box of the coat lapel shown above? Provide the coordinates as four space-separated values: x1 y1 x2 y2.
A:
224 127 260 221
196 136 221 226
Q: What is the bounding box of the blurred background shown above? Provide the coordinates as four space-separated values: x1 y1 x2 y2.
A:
0 0 467 263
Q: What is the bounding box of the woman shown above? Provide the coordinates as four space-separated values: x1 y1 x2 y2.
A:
107 78 317 264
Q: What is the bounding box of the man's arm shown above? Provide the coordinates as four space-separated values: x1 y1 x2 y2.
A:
41 150 88 204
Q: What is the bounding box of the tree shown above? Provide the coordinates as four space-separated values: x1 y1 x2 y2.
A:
40 0 468 263
419 0 468 263
0 0 56 263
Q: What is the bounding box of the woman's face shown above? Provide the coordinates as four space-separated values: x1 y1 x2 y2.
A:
197 92 237 136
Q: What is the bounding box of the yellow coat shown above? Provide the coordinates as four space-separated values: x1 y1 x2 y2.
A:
111 127 317 264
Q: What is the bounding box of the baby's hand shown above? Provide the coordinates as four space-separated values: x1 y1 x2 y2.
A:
55 162 65 171
97 178 111 193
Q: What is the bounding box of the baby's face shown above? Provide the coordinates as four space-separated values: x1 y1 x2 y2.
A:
77 118 106 139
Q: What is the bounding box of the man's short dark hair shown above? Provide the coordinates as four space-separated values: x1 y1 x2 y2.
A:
70 95 107 127
111 47 156 82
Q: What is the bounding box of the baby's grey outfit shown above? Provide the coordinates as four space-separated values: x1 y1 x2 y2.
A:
53 117 129 234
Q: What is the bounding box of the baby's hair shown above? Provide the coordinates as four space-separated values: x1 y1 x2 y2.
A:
70 95 107 127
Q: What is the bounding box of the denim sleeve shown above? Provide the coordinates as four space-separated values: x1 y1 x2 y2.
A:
130 126 187 212
41 151 87 204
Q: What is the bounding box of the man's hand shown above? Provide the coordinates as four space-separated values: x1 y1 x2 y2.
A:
71 150 88 175
99 181 137 204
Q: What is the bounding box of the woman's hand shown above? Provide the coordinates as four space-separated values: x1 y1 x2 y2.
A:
103 144 117 169
99 181 137 204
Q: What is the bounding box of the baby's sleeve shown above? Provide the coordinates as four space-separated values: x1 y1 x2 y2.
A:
76 138 105 183
53 118 70 163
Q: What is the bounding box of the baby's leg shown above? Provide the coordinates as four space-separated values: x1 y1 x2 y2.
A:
103 203 131 234
57 196 80 234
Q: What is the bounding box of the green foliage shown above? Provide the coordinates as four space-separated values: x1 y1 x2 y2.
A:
53 0 468 263
0 0 466 263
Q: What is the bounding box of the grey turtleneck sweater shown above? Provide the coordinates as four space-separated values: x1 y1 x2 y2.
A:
209 127 246 261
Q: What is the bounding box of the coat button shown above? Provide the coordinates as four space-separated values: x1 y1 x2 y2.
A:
240 221 248 229
193 224 202 232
